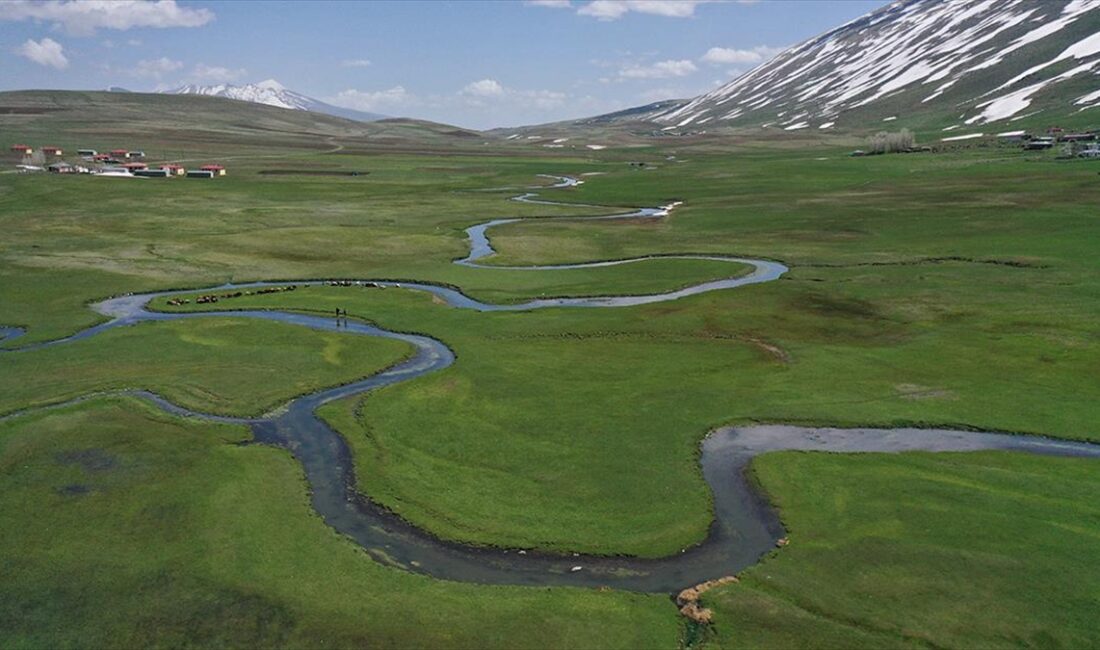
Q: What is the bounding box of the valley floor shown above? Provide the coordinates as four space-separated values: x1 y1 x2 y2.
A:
0 134 1097 648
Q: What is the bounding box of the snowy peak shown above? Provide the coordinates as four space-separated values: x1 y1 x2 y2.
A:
255 79 285 92
166 81 385 122
654 0 1100 130
169 80 313 111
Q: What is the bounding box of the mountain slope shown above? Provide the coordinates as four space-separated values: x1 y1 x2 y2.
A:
168 80 386 123
0 91 484 155
655 0 1100 131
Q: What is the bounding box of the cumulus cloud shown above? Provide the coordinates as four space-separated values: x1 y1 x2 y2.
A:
462 79 505 97
619 59 697 79
187 63 246 84
341 58 372 68
17 37 68 69
700 45 782 65
131 56 183 79
330 86 413 111
1 0 214 36
460 79 566 109
577 0 708 20
512 88 567 110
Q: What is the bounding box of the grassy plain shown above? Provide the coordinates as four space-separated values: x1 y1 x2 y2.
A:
706 451 1100 649
0 397 677 649
2 91 1099 647
0 317 410 417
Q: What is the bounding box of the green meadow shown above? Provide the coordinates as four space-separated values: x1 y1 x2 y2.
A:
1 94 1099 647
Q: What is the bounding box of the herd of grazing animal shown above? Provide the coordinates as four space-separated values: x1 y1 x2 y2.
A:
162 280 385 308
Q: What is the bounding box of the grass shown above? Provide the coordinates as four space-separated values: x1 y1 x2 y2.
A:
703 450 1100 649
0 317 411 417
0 397 678 649
1 101 1099 646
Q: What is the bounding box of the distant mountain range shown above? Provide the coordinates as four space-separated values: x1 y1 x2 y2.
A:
598 0 1100 132
165 80 385 123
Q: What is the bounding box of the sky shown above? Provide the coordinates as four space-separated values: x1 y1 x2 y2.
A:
0 0 888 129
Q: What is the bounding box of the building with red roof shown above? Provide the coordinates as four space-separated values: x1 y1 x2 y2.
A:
200 164 226 176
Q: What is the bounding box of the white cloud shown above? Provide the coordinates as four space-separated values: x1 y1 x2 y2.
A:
700 45 782 65
619 59 697 79
131 56 183 79
577 0 708 20
17 37 68 69
527 0 572 7
462 79 505 97
461 79 566 108
514 88 567 109
187 63 246 84
341 59 372 68
330 86 413 111
1 0 214 36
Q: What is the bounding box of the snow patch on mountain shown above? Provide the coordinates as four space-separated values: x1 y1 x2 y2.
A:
167 80 385 122
653 0 1100 128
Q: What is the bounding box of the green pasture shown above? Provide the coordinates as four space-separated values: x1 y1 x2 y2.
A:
1 108 1098 647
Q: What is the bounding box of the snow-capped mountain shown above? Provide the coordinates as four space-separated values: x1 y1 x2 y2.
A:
167 80 385 122
654 0 1100 131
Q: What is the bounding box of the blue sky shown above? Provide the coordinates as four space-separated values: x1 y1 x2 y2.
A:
1 0 887 129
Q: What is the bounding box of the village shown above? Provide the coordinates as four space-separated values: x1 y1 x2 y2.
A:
851 126 1100 157
7 143 227 178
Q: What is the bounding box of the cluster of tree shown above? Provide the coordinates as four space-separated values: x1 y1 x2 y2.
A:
868 128 916 154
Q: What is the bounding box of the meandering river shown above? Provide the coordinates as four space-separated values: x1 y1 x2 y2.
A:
3 176 1098 593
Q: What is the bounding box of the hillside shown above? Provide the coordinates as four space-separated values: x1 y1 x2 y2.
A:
0 90 485 156
654 0 1100 132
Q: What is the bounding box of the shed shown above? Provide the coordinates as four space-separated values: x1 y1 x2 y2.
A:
127 151 146 158
187 170 216 178
123 162 148 171
77 149 97 156
110 149 129 157
134 168 170 178
200 164 226 176
42 146 63 156
48 162 75 173
161 164 186 176
10 144 32 154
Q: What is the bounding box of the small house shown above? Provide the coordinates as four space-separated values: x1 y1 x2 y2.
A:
1061 133 1096 143
187 169 216 178
1024 138 1054 150
93 153 112 162
42 146 63 156
77 149 97 157
9 144 32 154
122 162 148 171
161 164 186 176
127 150 146 159
47 162 75 173
110 148 129 158
134 168 169 178
200 164 226 176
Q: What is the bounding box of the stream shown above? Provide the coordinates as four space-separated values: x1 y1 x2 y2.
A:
3 176 1098 593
